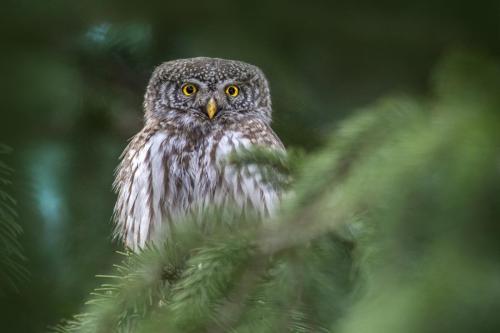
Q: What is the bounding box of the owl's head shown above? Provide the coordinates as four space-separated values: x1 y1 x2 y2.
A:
144 57 272 126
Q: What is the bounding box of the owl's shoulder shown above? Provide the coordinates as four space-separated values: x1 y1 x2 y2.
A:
225 119 284 150
124 119 183 151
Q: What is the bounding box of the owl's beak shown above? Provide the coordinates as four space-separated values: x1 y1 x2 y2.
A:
206 98 218 119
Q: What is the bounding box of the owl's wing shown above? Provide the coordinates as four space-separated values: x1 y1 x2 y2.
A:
113 126 168 251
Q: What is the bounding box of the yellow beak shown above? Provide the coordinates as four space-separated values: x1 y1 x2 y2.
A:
206 98 217 119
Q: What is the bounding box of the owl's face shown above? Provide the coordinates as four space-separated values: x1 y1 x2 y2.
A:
145 57 272 125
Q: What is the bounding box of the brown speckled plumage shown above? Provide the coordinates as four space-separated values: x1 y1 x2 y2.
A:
113 57 285 251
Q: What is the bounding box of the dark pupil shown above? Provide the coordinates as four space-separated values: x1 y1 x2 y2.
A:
185 85 194 94
228 87 235 95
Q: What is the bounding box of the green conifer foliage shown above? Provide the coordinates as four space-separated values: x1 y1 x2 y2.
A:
0 145 27 293
53 51 500 333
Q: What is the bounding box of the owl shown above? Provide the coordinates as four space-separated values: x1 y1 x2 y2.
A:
113 57 285 251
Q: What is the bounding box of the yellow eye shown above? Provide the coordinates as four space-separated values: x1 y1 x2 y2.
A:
182 84 197 96
225 85 239 97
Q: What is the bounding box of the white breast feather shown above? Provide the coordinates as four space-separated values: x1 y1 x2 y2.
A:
116 130 282 250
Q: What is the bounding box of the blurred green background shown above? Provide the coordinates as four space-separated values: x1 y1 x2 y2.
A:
1 0 499 332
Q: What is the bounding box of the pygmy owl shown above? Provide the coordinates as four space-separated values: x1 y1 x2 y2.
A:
113 57 285 251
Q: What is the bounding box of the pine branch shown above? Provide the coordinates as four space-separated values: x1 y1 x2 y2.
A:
53 51 500 333
227 146 302 190
0 144 28 294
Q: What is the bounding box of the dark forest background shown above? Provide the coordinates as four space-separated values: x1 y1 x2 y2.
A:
1 1 499 332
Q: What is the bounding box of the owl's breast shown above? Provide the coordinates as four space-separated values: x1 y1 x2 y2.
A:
114 126 281 250
159 128 278 214
193 130 280 216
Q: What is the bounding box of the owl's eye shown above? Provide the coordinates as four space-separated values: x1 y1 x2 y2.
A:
182 84 198 96
225 85 239 97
